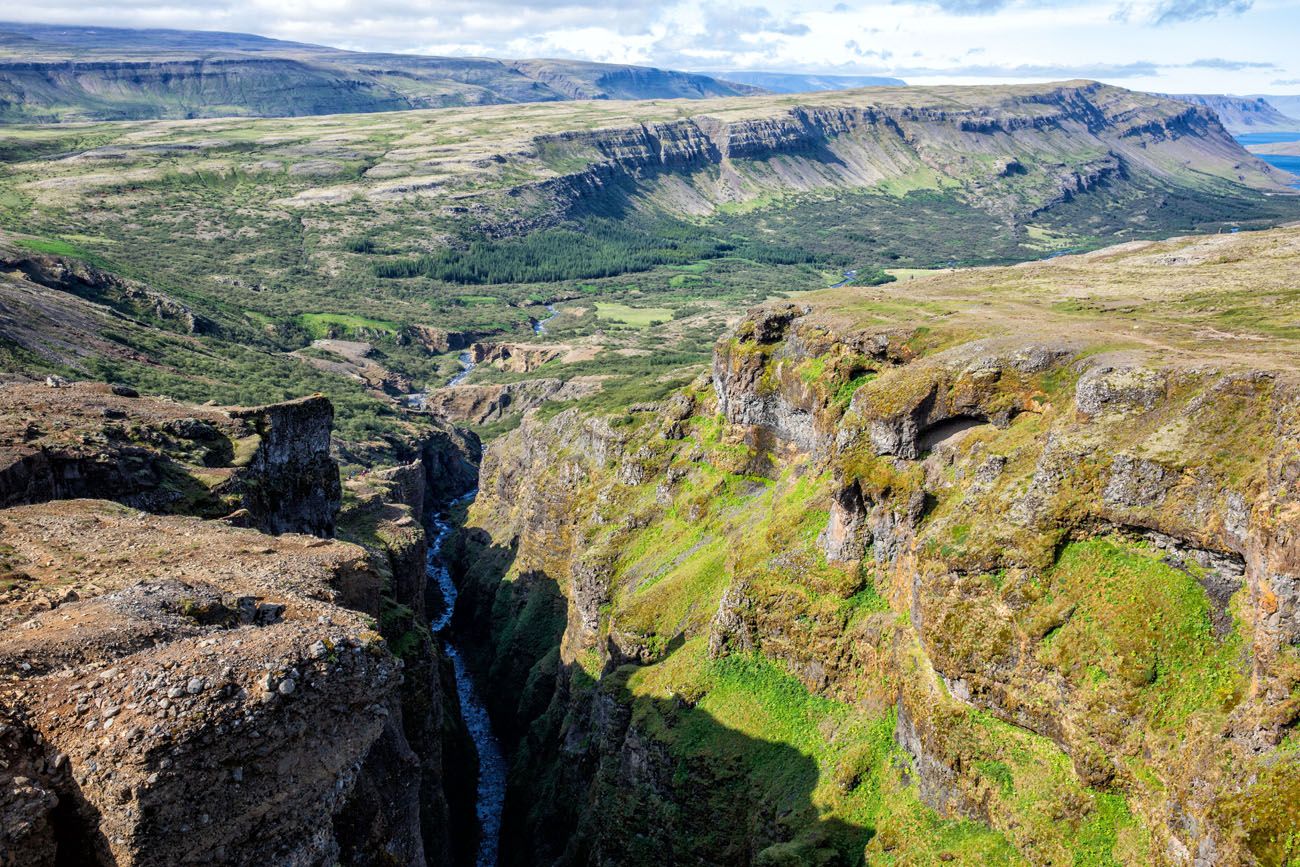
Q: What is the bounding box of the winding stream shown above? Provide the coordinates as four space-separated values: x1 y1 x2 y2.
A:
407 307 557 408
405 351 477 409
446 350 477 387
829 269 858 288
427 492 506 867
532 304 560 334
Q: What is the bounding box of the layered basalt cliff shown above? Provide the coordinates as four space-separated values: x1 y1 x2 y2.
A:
522 81 1290 224
452 228 1300 866
0 58 412 122
0 23 756 122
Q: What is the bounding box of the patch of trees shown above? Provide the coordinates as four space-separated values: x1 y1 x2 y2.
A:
374 218 815 285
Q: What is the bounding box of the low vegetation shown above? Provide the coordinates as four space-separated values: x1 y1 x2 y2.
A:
2 80 1296 450
456 223 1300 864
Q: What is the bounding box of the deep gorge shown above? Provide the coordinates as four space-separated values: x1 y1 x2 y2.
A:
438 246 1300 864
5 226 1300 866
2 70 1300 867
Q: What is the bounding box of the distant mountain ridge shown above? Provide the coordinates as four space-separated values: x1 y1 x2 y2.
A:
1257 94 1300 121
1164 92 1300 133
0 21 762 122
700 70 907 93
0 21 321 56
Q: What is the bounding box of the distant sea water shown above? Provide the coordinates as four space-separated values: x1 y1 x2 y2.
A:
1235 132 1300 189
1260 154 1300 182
1236 132 1300 146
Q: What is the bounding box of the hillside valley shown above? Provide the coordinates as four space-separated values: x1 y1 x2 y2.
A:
1 80 1296 444
2 72 1300 867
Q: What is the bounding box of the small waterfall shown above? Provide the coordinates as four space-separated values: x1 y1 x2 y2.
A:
404 351 476 410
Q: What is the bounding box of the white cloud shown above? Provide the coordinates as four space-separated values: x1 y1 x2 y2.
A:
1111 0 1258 26
2 0 1296 93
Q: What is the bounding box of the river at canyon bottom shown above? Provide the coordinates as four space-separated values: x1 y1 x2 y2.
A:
428 491 506 867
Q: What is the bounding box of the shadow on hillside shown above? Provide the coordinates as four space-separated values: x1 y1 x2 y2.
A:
48 781 110 867
448 531 873 867
0 712 115 867
525 666 873 867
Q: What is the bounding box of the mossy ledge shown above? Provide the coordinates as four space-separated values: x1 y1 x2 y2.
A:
453 226 1300 866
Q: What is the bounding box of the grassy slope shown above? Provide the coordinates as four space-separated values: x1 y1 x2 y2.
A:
462 226 1300 864
0 81 1296 453
803 225 1300 369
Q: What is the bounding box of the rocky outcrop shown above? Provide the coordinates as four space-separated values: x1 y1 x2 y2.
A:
423 377 604 425
467 342 570 374
1 248 213 334
404 416 481 509
1074 364 1166 418
0 380 341 537
711 304 831 454
228 396 342 536
291 340 412 396
0 500 396 866
401 326 480 355
719 307 1300 861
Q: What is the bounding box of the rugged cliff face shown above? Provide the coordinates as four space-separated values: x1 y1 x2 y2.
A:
0 380 340 537
521 81 1292 225
453 226 1300 866
0 379 478 866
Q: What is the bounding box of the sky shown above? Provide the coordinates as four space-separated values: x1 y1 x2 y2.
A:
7 0 1300 94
